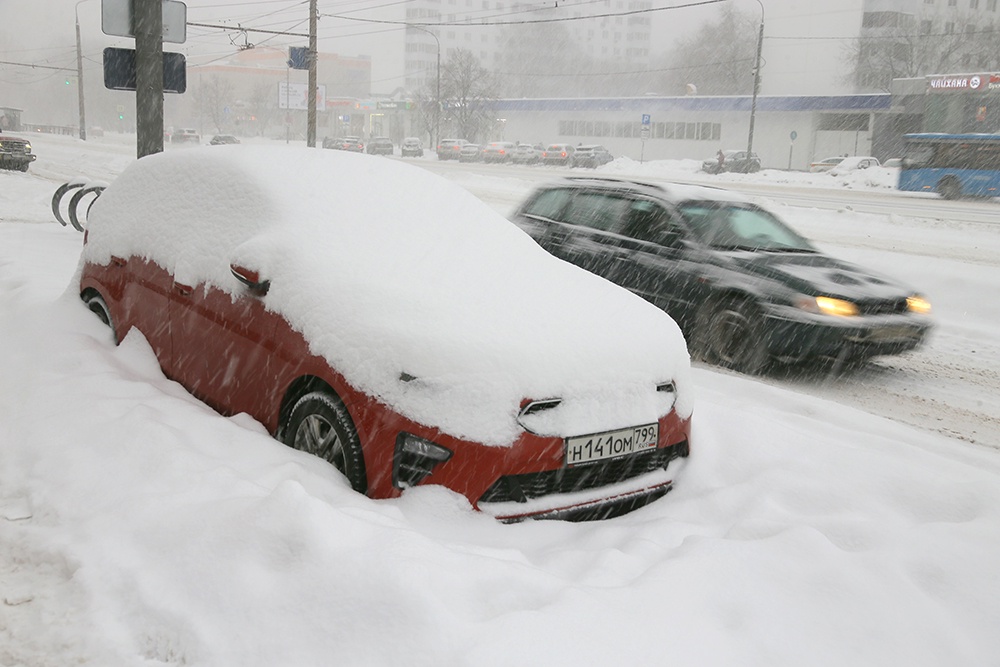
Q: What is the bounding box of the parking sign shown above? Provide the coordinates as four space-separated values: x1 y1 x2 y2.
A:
642 114 651 125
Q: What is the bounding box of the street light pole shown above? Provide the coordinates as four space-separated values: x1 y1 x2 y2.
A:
746 0 764 161
409 25 440 149
74 0 88 141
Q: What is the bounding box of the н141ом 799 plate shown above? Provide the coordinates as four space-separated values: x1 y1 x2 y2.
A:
566 424 659 465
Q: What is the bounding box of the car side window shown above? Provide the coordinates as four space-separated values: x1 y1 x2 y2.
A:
621 200 679 244
522 188 573 221
563 192 629 232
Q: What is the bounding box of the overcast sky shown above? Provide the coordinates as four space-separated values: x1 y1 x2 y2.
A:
1 0 723 87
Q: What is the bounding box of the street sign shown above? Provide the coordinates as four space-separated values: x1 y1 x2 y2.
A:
288 46 309 70
790 130 798 141
103 47 186 93
640 126 650 139
642 114 651 125
277 82 327 110
102 0 188 44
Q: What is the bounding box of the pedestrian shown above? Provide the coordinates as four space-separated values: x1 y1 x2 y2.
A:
716 149 726 172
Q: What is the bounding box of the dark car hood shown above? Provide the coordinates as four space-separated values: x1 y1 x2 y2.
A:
727 251 914 300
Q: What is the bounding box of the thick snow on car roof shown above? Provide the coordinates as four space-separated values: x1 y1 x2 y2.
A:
79 146 691 445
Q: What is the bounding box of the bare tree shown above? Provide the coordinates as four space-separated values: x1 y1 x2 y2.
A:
651 6 758 96
194 75 236 134
848 15 1000 92
247 81 280 137
440 49 501 142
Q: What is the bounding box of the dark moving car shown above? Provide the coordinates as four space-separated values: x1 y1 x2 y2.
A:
571 145 614 169
511 177 933 374
702 150 761 174
366 137 394 155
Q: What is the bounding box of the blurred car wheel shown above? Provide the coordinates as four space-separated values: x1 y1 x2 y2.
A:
700 298 768 375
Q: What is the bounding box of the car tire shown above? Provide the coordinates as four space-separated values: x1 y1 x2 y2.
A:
938 177 961 200
82 291 118 342
697 297 769 375
283 391 367 492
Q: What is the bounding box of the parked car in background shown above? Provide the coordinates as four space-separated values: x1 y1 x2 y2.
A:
0 132 36 171
829 156 880 175
171 128 200 144
78 147 692 521
809 156 845 173
511 143 541 165
541 143 575 166
209 134 240 146
510 177 933 375
481 141 516 163
882 157 903 168
571 145 614 169
323 136 364 152
437 138 466 160
701 150 761 174
459 143 483 163
401 137 424 157
366 137 394 155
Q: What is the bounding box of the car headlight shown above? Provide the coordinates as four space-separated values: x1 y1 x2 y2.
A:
907 295 931 315
796 295 859 317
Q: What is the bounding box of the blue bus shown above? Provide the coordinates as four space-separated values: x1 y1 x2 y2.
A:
898 133 1000 199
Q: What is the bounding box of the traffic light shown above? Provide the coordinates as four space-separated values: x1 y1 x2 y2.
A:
118 114 124 120
65 78 70 85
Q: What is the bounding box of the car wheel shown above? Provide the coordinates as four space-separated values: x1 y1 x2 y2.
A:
696 298 769 375
82 291 118 342
938 177 961 200
283 391 367 492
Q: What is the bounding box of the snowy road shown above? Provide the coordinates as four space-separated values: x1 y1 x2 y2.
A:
6 133 1000 449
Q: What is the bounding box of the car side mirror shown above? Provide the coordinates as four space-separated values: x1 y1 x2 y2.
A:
230 264 270 296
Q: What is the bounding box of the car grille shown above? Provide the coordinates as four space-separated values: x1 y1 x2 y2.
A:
857 297 908 316
1 141 29 155
478 440 689 504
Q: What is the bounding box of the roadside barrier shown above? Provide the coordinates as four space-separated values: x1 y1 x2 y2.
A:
52 179 106 232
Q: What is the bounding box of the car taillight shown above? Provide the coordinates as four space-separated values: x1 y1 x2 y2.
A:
499 149 506 155
560 151 567 158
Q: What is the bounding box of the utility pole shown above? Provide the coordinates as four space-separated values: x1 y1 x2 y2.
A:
746 2 764 161
75 1 88 140
307 0 317 147
134 0 164 158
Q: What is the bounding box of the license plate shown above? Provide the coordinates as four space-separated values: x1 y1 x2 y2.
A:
565 424 659 466
868 325 917 342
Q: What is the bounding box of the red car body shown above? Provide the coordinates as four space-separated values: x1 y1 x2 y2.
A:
79 147 692 521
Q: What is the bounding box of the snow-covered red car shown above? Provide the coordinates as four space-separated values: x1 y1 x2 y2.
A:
77 146 692 521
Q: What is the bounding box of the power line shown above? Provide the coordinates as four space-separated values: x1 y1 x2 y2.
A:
324 0 726 27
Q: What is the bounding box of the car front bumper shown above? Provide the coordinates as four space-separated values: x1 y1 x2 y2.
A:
763 306 933 361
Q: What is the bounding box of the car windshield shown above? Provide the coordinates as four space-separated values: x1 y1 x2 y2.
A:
678 201 815 252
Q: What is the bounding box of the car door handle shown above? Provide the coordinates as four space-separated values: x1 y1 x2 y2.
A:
174 283 194 297
111 255 127 267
